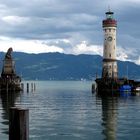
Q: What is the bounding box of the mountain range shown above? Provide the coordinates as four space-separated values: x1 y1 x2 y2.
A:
0 52 140 80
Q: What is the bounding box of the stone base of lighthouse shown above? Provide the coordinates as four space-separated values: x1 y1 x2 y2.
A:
94 78 140 96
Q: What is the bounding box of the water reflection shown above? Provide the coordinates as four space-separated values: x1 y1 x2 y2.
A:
0 90 20 134
99 96 118 140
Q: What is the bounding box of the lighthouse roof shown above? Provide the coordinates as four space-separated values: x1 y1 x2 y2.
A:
105 11 114 15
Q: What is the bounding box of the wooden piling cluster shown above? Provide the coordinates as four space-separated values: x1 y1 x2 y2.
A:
9 107 29 140
21 82 36 92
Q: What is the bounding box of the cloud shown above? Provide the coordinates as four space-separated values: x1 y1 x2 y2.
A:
72 41 102 55
2 16 29 26
117 47 129 61
0 37 64 53
0 0 139 64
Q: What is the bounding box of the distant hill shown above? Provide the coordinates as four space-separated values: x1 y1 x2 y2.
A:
0 52 139 80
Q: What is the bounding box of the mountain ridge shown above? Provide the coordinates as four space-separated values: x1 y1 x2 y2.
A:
0 52 139 80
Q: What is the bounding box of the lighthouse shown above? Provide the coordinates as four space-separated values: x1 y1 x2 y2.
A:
93 10 140 94
102 10 118 79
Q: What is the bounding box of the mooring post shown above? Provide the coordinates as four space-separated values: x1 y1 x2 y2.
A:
33 83 36 91
6 81 8 92
31 83 33 92
27 83 29 93
21 83 24 91
9 107 29 140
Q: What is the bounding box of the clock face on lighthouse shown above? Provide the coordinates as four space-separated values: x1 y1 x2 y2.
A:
107 36 113 41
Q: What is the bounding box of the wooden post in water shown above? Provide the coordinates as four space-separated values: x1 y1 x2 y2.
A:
31 83 33 92
6 81 8 92
34 83 36 91
9 107 29 140
27 83 29 93
21 83 24 91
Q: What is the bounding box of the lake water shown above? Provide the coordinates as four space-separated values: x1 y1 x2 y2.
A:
1 81 140 140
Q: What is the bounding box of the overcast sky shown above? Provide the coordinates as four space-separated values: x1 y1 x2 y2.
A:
0 0 140 64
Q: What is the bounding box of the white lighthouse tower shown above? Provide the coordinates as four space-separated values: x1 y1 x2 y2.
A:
93 10 139 94
102 10 118 79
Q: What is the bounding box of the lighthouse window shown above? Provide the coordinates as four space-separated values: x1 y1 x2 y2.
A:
109 54 111 57
109 29 111 32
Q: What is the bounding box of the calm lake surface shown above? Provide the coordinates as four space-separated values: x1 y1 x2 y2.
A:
1 81 140 140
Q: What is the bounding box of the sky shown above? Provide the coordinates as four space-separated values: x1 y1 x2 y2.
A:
0 0 140 64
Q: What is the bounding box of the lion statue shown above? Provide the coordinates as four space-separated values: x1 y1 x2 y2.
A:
5 47 13 59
